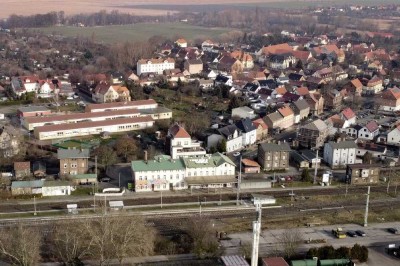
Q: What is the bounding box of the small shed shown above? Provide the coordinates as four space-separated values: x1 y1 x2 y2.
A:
252 194 276 205
262 257 289 266
42 181 72 196
32 161 46 177
67 204 78 214
70 174 98 185
221 255 249 266
109 201 124 211
11 180 43 195
242 159 261 174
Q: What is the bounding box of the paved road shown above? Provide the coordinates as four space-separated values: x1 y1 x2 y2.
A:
223 222 400 264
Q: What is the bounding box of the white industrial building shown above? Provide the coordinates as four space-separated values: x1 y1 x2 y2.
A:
323 140 357 168
136 58 175 75
85 99 158 112
34 116 154 140
131 153 236 192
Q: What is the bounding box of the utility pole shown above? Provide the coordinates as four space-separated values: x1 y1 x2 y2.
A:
199 201 202 216
345 183 348 198
104 196 107 215
251 202 262 266
161 191 163 209
33 196 37 216
313 149 319 185
236 154 242 206
118 172 121 189
95 156 98 177
364 186 370 227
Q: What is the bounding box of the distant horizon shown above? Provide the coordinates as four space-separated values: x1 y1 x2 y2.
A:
0 0 398 19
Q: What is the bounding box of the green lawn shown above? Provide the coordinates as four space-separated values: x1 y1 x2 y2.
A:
29 23 232 44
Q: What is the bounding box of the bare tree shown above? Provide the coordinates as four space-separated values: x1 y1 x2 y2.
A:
49 220 92 265
0 224 42 266
279 229 303 258
84 215 154 265
186 216 221 259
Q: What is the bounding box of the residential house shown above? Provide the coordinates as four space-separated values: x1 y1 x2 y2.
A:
114 85 131 102
235 118 257 146
377 87 400 111
214 74 233 87
298 119 328 148
291 99 310 123
252 118 268 141
346 164 380 185
345 78 363 97
32 161 46 177
299 149 321 168
58 149 90 176
230 50 254 69
92 83 119 103
363 76 383 95
175 38 187 48
277 106 294 129
356 142 387 158
241 159 261 174
217 56 244 73
256 43 293 64
217 125 243 152
323 140 357 168
290 151 310 169
264 112 283 130
11 75 40 96
268 53 296 70
324 89 343 110
137 58 175 75
358 121 379 141
258 142 291 171
305 92 324 115
14 162 31 179
387 125 400 145
184 59 203 75
339 107 357 128
167 124 206 159
0 126 22 158
232 106 256 120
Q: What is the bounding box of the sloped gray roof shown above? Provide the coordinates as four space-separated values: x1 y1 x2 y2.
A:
259 142 291 152
57 149 90 159
293 99 310 112
266 112 283 122
326 140 357 149
302 119 327 132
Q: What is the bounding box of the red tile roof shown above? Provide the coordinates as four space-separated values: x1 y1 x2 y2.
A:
350 78 363 89
14 162 30 171
277 106 294 117
169 124 191 138
296 87 309 96
85 99 157 112
241 159 260 168
261 43 292 55
35 116 154 133
365 120 379 133
252 118 268 130
25 109 140 124
341 107 356 120
262 257 289 266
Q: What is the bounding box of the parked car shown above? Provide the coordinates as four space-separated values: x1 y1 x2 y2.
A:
356 230 366 237
388 228 399 234
100 177 111 182
347 230 357 237
233 152 241 157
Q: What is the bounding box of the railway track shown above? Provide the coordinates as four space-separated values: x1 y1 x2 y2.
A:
0 185 387 214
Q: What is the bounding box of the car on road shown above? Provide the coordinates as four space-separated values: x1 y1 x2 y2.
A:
233 152 241 157
347 230 357 237
356 230 366 237
388 228 399 234
100 177 111 182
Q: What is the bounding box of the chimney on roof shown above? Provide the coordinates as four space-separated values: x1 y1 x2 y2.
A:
144 150 148 163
